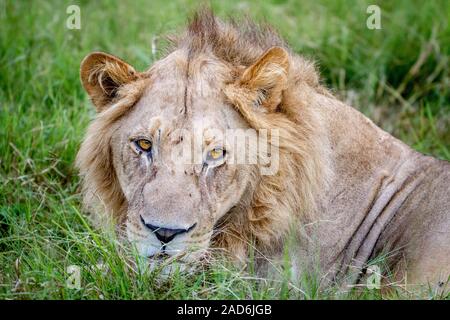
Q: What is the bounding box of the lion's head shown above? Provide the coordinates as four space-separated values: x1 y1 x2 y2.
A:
76 10 328 264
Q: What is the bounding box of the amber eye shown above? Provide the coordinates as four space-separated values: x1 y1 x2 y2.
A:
206 147 226 164
135 139 152 152
210 148 224 159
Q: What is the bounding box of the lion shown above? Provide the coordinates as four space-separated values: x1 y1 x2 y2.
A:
76 10 450 293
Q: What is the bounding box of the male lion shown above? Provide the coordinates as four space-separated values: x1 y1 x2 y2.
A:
76 10 450 292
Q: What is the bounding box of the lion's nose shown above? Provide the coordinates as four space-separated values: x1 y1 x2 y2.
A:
140 216 196 244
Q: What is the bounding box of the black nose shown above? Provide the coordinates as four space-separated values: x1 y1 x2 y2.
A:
140 216 196 244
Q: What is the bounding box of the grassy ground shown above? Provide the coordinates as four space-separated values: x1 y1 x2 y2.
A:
0 0 449 299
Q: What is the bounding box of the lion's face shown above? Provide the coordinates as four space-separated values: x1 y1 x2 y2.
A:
109 52 255 261
78 41 291 264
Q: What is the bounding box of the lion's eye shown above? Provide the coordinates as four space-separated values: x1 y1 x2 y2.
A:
210 148 223 159
206 147 226 164
135 139 152 152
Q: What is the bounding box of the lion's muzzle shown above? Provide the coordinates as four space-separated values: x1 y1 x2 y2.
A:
140 215 197 244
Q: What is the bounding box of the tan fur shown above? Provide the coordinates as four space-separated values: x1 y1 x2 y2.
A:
76 10 450 292
76 78 150 222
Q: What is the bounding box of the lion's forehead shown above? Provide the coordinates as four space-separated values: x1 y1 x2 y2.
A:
146 50 233 97
124 84 248 142
114 49 243 140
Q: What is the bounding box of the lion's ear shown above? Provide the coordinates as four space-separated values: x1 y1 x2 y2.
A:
80 52 139 112
239 46 290 112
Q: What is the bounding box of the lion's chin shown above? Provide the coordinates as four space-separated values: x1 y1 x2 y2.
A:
148 260 197 277
146 251 208 278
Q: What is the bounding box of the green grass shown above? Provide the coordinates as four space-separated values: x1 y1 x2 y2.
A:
0 0 449 299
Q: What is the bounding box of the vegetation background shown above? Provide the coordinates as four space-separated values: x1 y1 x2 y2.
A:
0 0 448 299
